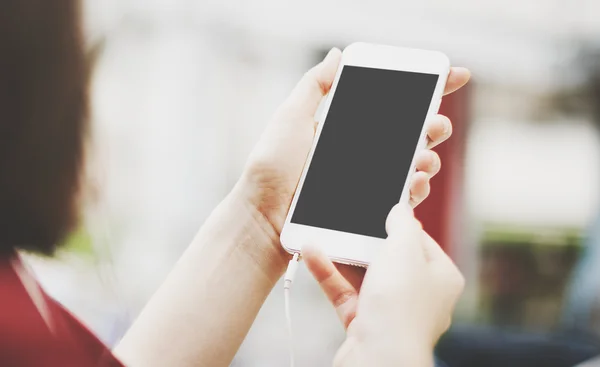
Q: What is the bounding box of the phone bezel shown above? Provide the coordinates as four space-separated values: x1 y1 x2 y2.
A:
280 42 450 266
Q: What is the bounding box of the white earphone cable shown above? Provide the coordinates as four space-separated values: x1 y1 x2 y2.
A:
284 252 300 367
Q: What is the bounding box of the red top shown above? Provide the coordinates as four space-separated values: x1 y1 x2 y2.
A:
0 254 124 367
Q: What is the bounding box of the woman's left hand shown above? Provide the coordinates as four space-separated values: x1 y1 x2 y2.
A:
239 48 470 259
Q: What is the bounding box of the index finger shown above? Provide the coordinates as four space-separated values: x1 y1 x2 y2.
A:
303 245 359 329
444 67 471 95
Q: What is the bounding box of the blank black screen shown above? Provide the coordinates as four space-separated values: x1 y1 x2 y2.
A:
291 66 438 238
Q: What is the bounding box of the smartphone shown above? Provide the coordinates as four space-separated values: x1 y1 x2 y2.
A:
280 42 450 266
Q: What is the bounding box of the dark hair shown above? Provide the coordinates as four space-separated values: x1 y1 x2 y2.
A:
0 0 88 256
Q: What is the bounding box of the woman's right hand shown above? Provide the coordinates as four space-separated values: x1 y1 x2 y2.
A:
303 204 465 366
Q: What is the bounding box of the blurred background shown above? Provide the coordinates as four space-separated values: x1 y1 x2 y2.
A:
24 0 600 365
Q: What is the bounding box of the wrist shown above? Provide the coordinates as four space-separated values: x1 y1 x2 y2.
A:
224 180 291 276
335 335 434 367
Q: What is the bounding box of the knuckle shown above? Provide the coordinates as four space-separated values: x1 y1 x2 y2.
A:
332 290 357 309
315 266 336 285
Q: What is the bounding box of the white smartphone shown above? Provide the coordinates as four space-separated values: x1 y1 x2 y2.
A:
280 42 450 266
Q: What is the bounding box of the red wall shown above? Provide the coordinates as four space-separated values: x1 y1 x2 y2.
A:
415 86 471 255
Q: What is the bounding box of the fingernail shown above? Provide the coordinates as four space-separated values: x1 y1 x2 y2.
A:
455 66 472 79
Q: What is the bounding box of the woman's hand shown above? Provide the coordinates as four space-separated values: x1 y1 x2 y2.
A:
116 49 468 367
238 48 470 258
303 205 465 366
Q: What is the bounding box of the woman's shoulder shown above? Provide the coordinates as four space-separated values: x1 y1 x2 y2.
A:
0 255 55 364
0 255 123 366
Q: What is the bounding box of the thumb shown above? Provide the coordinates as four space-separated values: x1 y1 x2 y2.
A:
385 203 419 238
284 48 342 118
383 203 426 266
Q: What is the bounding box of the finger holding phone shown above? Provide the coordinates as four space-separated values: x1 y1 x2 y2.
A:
280 43 467 266
243 44 469 265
